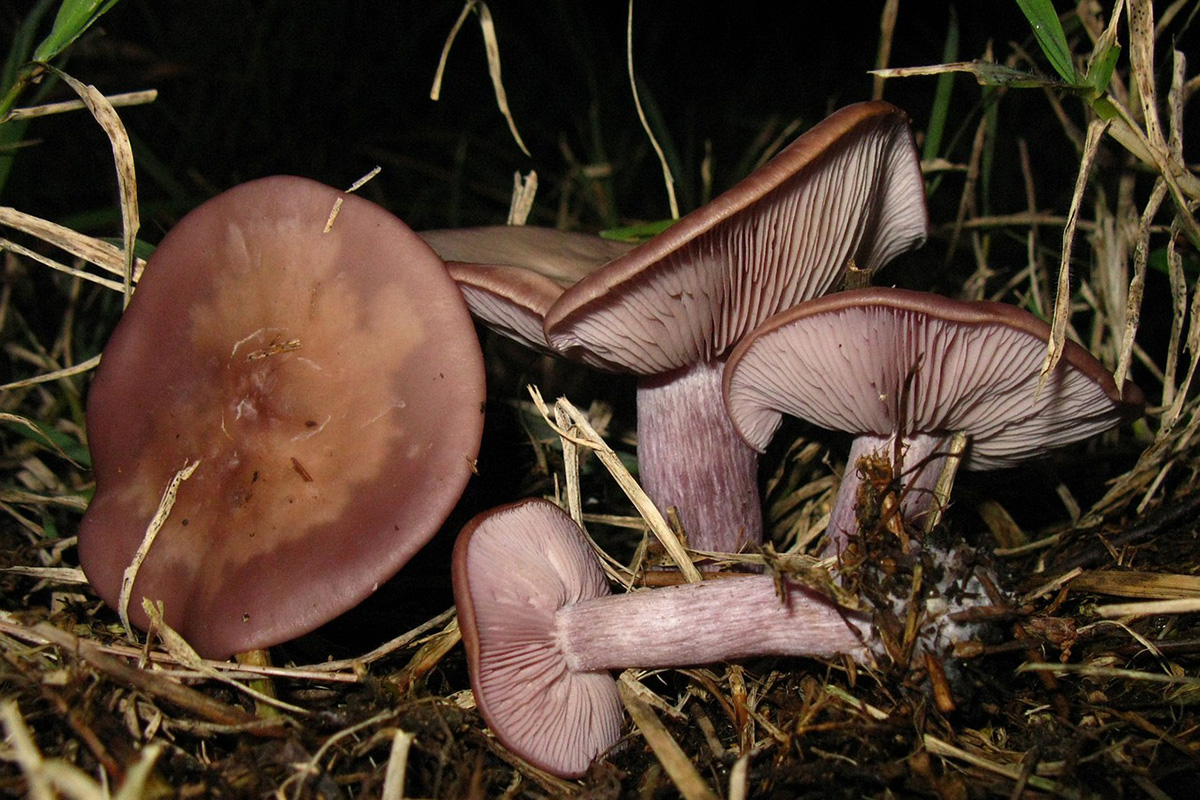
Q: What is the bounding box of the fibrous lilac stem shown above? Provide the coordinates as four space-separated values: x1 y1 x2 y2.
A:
637 360 762 557
557 576 869 672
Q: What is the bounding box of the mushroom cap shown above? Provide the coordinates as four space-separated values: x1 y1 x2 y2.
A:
723 287 1144 469
420 225 634 288
79 175 486 659
544 101 929 374
445 263 565 355
421 226 634 359
452 498 620 779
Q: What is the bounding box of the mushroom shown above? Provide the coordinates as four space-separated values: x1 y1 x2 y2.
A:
418 225 634 360
453 497 870 778
542 101 929 557
78 175 487 659
722 287 1145 555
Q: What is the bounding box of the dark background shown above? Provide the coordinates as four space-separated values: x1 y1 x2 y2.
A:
2 1 1043 235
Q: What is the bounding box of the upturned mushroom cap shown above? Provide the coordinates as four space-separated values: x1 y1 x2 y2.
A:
420 226 634 356
79 176 486 659
544 101 929 373
722 287 1144 467
453 498 620 779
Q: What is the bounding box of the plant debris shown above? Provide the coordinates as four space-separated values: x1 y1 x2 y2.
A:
2 2 1199 797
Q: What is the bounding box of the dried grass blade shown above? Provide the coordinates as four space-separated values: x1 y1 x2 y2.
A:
530 386 702 583
618 673 718 800
1041 117 1108 387
1069 570 1200 599
872 0 899 101
1017 661 1200 685
142 599 310 716
346 165 382 194
0 700 55 800
285 710 395 800
1126 0 1164 148
392 618 462 691
507 170 537 225
0 206 140 281
429 2 472 101
47 67 140 306
0 354 100 392
1114 178 1169 387
0 236 124 294
118 459 200 639
429 2 529 156
553 401 584 528
474 2 528 156
1162 216 1188 408
300 606 456 674
32 622 274 731
1093 597 1200 619
1162 225 1200 430
2 88 157 121
113 742 165 800
728 753 751 800
922 431 967 534
923 734 1087 799
627 0 677 219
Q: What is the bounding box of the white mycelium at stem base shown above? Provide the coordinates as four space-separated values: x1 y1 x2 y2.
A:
453 499 869 779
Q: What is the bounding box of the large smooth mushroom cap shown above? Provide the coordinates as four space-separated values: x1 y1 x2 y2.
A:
453 499 620 779
723 287 1144 468
79 176 486 659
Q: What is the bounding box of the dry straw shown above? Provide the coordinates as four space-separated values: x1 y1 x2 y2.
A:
530 386 703 584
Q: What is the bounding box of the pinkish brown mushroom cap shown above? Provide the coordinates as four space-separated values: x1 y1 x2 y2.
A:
420 226 634 361
453 498 621 779
722 287 1144 467
79 176 486 659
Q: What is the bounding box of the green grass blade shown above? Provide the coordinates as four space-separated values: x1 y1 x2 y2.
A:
600 218 676 243
2 417 91 468
1014 0 1079 83
922 8 959 164
31 0 122 63
1087 39 1120 96
0 0 59 194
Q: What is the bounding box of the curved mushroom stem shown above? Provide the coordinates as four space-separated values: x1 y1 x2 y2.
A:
558 576 870 672
824 431 953 557
637 360 763 559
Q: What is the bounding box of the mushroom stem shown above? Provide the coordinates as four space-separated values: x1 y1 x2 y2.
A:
825 432 952 556
558 575 870 672
636 360 762 557
454 497 991 779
